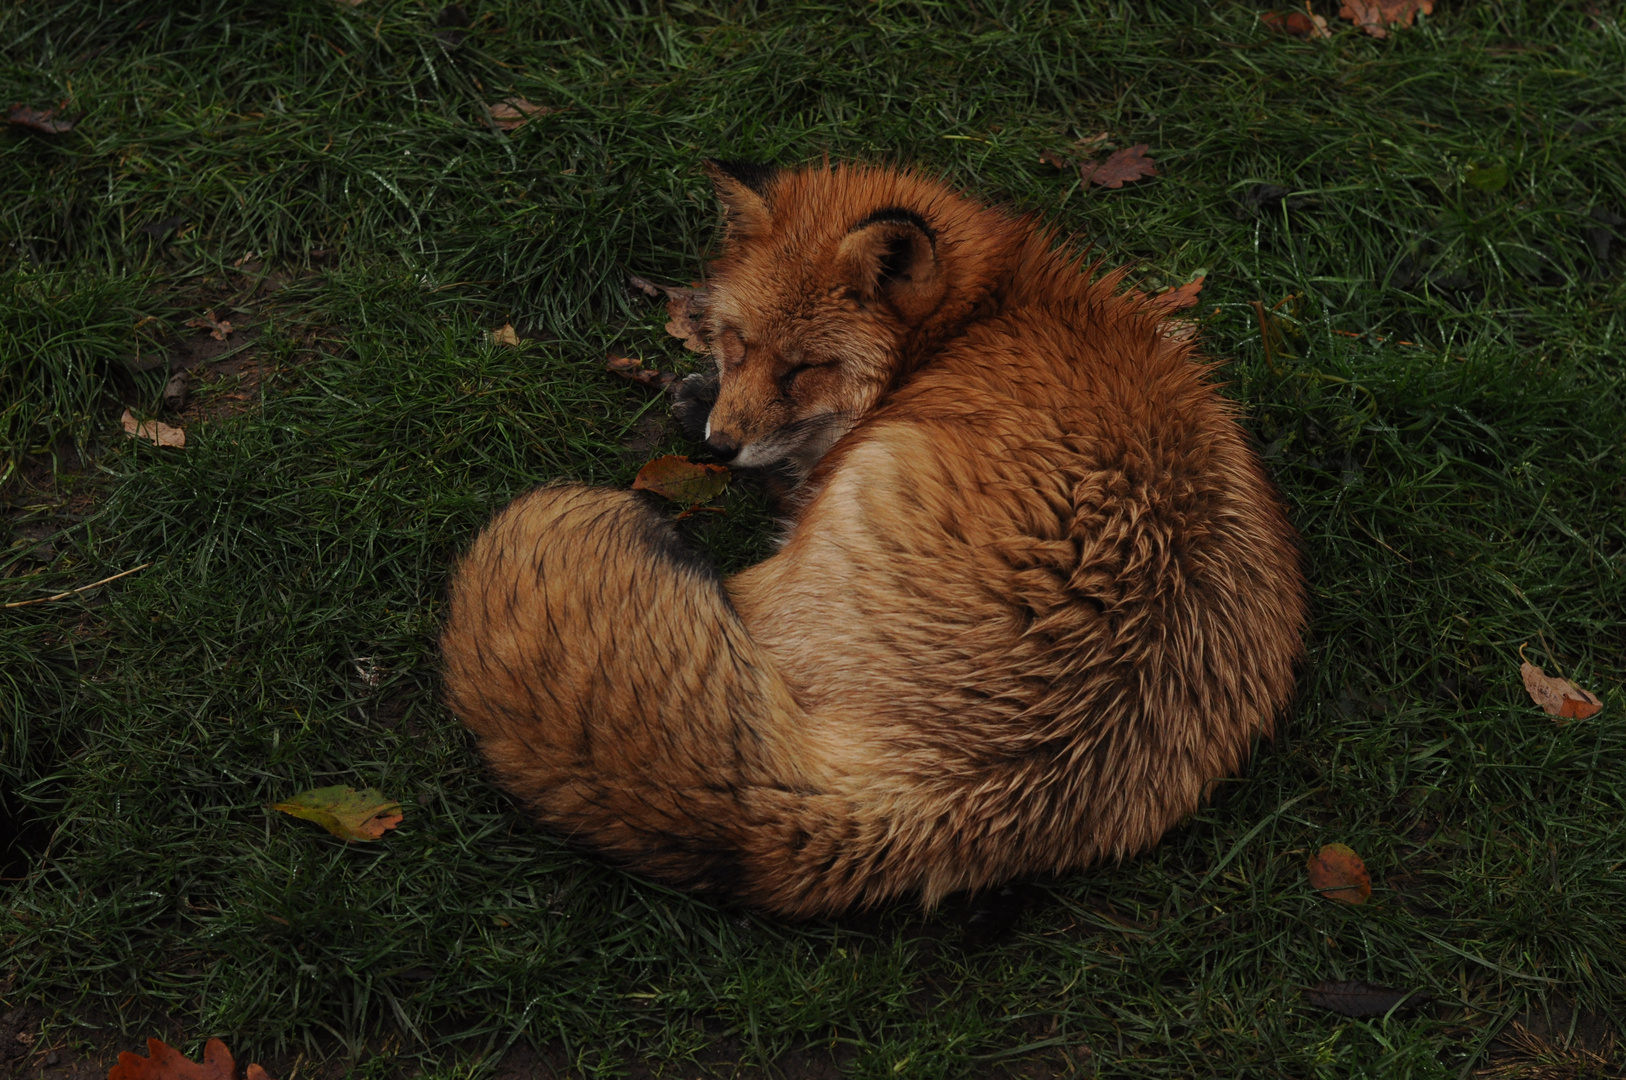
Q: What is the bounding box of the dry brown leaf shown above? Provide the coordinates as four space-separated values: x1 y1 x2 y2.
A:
122 409 186 449
1147 275 1206 313
7 104 75 134
628 274 711 353
1307 843 1371 904
268 786 403 842
605 353 676 390
1305 981 1425 1018
108 1038 277 1080
186 310 232 341
632 455 730 506
1262 10 1332 38
1039 149 1073 170
486 98 554 131
1338 0 1434 38
1520 661 1602 721
664 291 710 353
1080 144 1157 189
491 323 520 347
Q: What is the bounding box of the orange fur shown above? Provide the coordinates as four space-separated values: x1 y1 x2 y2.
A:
440 162 1307 917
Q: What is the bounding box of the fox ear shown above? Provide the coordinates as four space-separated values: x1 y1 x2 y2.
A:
704 159 776 238
836 208 944 326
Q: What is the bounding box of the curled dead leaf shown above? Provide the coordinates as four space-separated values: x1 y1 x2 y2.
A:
490 323 520 347
269 785 403 842
606 353 676 390
632 455 730 506
1338 0 1434 38
1520 660 1602 721
122 409 186 449
186 310 232 341
487 98 554 131
1307 843 1371 904
628 273 711 353
108 1038 277 1080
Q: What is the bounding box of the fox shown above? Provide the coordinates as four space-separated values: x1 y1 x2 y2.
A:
439 160 1307 919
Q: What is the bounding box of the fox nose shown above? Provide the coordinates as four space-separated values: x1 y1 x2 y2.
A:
704 432 740 460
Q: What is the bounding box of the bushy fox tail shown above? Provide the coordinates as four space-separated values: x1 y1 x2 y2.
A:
440 486 856 914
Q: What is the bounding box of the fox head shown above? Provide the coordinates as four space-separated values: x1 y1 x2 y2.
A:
691 160 1017 479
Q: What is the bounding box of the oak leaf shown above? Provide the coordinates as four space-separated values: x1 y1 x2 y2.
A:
1338 0 1433 38
1305 981 1426 1017
1080 144 1157 189
1520 661 1602 721
7 104 75 134
632 455 729 506
1307 843 1370 904
486 98 553 132
490 323 520 347
268 786 402 842
605 353 676 390
122 409 186 449
107 1038 277 1080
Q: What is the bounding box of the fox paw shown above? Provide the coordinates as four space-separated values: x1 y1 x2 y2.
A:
671 371 719 442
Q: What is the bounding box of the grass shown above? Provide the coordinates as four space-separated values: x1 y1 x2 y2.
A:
2 1 1625 1077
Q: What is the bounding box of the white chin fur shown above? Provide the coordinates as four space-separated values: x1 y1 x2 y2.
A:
730 441 775 469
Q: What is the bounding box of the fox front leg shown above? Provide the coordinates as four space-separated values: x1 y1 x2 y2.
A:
670 371 720 443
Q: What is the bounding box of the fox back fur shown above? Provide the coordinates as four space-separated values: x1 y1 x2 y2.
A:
440 161 1307 918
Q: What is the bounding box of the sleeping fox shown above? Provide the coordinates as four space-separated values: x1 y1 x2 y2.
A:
439 161 1307 918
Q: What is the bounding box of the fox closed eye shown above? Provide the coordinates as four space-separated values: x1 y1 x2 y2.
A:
777 364 811 394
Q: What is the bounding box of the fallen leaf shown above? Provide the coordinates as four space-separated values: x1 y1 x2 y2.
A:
1338 0 1434 38
1262 10 1332 38
268 785 403 842
1147 274 1206 313
491 323 520 347
1304 981 1426 1018
1520 661 1602 721
7 104 75 134
628 274 711 353
186 310 232 341
486 98 553 131
1307 843 1371 904
1039 149 1073 169
108 1038 277 1080
606 353 676 390
1080 144 1157 189
121 409 186 449
632 455 730 506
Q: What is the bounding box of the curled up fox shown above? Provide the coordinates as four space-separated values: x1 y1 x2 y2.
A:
440 161 1308 918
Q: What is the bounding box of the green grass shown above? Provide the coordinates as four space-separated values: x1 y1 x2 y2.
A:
3 1 1625 1077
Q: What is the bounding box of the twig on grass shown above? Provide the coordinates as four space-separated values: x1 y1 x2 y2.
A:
2 562 152 608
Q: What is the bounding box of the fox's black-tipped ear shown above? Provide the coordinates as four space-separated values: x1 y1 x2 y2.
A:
705 159 778 197
836 207 944 327
704 159 777 238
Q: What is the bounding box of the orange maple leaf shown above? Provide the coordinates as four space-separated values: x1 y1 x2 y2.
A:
1338 0 1434 38
108 1039 276 1080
